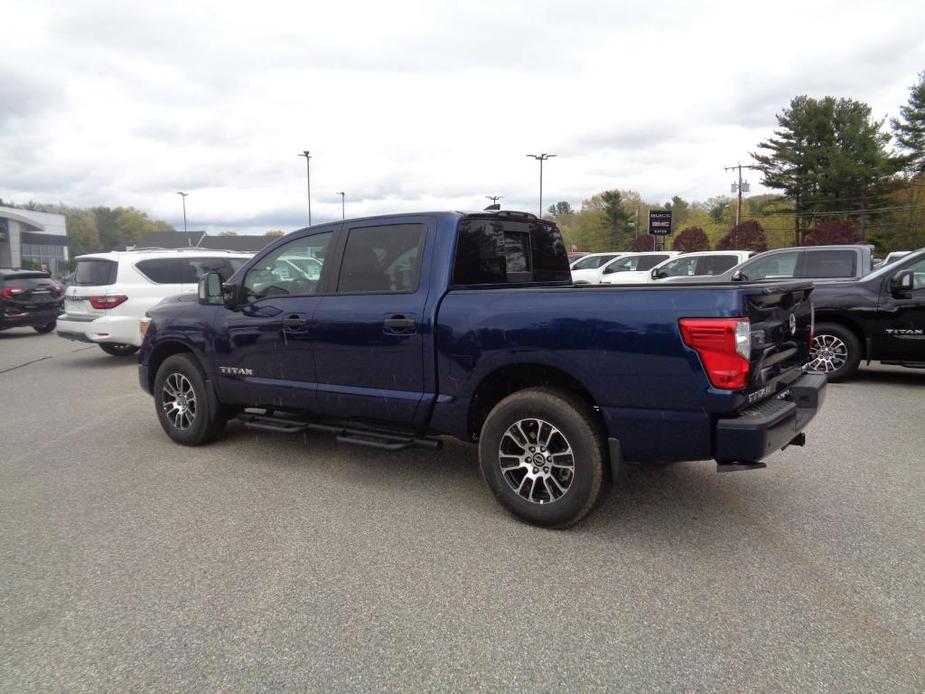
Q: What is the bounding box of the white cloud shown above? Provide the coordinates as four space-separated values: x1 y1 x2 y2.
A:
1 0 923 233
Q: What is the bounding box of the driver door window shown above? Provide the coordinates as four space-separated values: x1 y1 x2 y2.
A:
244 232 332 301
660 257 697 277
603 256 638 274
741 251 799 280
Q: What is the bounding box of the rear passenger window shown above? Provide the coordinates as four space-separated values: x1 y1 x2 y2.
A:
136 259 182 284
636 254 670 271
698 255 740 275
801 250 856 278
337 224 426 294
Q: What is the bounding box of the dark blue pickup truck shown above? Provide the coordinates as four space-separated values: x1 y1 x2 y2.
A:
139 211 825 527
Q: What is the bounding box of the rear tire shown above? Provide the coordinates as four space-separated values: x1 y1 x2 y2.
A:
99 343 139 357
154 353 226 446
33 320 56 334
808 322 861 382
478 387 609 528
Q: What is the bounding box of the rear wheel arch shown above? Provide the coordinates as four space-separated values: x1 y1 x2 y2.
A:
813 313 868 359
467 363 603 442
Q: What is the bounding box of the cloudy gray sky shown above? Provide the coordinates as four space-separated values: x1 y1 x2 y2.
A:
2 0 924 233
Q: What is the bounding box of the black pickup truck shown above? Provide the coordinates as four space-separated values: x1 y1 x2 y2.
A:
809 248 925 381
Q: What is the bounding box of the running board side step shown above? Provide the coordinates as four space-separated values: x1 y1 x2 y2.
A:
237 412 442 452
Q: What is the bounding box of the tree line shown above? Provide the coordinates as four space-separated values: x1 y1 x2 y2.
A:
548 71 925 254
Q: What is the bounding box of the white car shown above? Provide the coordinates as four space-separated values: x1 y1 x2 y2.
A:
647 251 755 283
569 252 627 284
57 249 252 356
596 252 681 284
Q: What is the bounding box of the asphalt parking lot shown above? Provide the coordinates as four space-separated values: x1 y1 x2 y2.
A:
1 330 922 692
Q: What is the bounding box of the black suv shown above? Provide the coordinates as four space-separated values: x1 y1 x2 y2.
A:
0 269 64 334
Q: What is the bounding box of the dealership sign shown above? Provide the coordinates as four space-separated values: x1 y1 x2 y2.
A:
649 210 672 236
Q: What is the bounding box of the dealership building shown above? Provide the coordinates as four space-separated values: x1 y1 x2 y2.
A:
0 206 69 275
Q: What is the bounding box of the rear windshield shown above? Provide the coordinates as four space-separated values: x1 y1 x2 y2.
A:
75 259 118 286
453 217 570 285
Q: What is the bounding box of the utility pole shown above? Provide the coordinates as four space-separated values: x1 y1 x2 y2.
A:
526 153 556 216
724 162 757 247
298 150 312 225
337 191 345 220
485 194 503 208
176 192 188 234
634 207 639 239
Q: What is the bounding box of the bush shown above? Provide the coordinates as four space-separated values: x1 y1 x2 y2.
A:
672 227 710 252
631 235 657 252
804 220 861 245
717 220 769 252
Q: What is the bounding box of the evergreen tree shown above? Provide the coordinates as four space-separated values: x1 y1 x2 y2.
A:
892 71 925 175
752 96 900 243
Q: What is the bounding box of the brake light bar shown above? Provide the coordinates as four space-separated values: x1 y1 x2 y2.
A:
89 295 128 310
0 285 26 300
680 317 751 390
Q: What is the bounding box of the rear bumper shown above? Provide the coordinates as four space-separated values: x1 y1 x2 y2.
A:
56 314 144 346
0 306 60 329
714 373 826 463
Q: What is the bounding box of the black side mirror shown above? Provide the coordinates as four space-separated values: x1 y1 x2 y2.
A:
650 268 660 280
198 272 224 305
891 270 914 293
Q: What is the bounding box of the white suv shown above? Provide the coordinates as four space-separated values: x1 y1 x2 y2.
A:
57 249 252 356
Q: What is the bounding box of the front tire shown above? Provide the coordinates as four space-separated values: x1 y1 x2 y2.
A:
154 353 226 446
478 388 609 528
33 320 56 334
99 343 139 357
808 322 861 382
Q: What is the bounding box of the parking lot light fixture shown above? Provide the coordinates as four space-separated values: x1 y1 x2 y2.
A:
298 150 312 225
177 192 188 233
526 153 556 216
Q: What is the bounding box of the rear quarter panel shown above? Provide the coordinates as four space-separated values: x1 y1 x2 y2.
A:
432 286 754 461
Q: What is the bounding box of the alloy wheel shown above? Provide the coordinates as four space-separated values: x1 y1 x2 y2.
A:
809 334 848 373
498 418 575 504
162 373 197 430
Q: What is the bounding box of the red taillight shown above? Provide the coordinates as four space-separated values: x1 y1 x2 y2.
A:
680 318 751 390
89 295 128 310
1 285 26 300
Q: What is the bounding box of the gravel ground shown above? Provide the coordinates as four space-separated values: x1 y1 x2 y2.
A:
0 329 922 692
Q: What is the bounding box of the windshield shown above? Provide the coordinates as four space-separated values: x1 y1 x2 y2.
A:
861 249 925 281
572 254 617 270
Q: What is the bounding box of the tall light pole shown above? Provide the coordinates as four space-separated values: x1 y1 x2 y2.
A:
526 153 556 216
337 191 345 220
485 194 502 208
176 192 188 233
298 150 312 225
